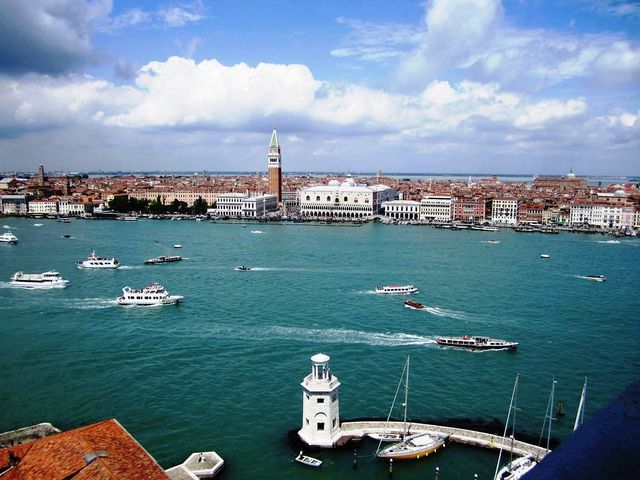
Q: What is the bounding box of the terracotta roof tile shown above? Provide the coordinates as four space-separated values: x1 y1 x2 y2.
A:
0 419 168 480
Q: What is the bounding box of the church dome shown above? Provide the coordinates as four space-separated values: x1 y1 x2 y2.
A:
328 179 340 186
341 178 356 187
614 189 626 197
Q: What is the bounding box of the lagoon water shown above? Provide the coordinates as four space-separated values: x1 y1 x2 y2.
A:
1 218 639 479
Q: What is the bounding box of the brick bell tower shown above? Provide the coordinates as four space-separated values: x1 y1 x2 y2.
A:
268 128 282 203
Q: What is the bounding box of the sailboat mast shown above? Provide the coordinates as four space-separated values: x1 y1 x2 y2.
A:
573 377 588 431
493 374 519 480
403 356 410 437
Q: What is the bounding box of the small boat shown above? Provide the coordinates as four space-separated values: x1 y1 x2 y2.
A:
122 216 138 221
540 254 550 259
0 232 18 244
375 284 418 295
404 300 426 310
436 335 518 350
77 251 120 269
295 451 322 468
174 244 182 248
250 230 263 234
377 356 446 461
368 432 404 442
10 271 69 288
62 234 72 239
33 223 43 227
487 240 500 244
585 275 605 282
117 283 183 306
144 255 182 264
235 265 252 271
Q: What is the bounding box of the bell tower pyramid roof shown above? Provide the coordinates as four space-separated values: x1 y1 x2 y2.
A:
270 128 279 147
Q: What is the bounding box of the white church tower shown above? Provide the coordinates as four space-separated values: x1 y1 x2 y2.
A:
298 353 341 447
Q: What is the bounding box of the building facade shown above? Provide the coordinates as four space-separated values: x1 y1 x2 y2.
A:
0 195 31 215
299 178 396 219
453 197 486 222
518 203 545 224
28 199 58 215
268 128 282 203
570 203 636 229
420 195 454 222
490 198 519 225
241 194 278 218
215 193 248 217
382 200 420 220
129 189 219 207
58 199 87 216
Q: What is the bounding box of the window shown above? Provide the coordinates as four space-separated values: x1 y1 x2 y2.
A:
332 394 337 402
306 418 309 425
333 419 337 428
327 196 331 201
317 422 325 431
317 196 321 201
317 398 325 403
306 196 310 201
306 394 309 400
344 196 348 202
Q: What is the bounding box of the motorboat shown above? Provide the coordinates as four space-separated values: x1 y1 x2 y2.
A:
294 451 322 468
10 271 69 288
377 356 446 461
250 230 263 234
0 232 18 244
62 234 72 239
144 255 182 264
436 335 518 350
235 265 252 271
540 254 550 259
117 283 183 306
174 244 182 248
487 240 500 244
585 275 605 282
404 300 426 310
375 285 418 295
77 251 120 269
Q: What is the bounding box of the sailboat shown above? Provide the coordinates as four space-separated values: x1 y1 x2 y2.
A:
573 377 587 431
376 356 446 461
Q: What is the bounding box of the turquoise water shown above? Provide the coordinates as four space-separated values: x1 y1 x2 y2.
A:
1 218 639 479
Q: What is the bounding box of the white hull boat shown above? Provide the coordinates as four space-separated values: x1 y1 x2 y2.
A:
375 284 418 295
117 283 183 306
10 271 69 288
295 451 322 468
0 232 18 244
77 251 120 269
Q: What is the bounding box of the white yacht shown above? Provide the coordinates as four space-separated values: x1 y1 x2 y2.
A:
117 283 183 306
0 232 18 244
375 284 418 295
10 271 69 288
77 251 120 269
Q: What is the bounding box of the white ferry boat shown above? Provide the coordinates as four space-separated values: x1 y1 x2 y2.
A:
77 251 120 269
375 284 418 295
117 283 183 306
10 271 69 288
0 232 18 244
436 335 518 350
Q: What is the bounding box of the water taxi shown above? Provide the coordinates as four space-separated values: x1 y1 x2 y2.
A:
0 232 18 244
585 275 605 282
404 300 426 310
375 285 418 295
436 335 518 350
117 283 183 306
144 255 182 264
235 265 251 271
77 251 120 269
10 271 69 288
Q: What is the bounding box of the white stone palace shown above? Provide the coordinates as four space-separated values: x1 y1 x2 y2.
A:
298 353 341 447
299 177 396 219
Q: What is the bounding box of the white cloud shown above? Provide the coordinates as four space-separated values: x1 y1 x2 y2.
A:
158 1 205 28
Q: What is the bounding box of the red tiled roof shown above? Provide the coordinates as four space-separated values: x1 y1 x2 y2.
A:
0 419 168 480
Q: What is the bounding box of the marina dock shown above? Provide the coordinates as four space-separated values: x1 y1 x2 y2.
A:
339 421 549 459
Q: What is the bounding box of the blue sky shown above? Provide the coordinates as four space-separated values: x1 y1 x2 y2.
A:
0 0 638 175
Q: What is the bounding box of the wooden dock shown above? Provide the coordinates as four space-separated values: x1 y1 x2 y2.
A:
339 421 549 460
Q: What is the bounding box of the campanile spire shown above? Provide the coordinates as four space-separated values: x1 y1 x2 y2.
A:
268 128 282 203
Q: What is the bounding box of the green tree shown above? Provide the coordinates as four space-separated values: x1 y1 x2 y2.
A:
109 195 130 213
193 196 208 215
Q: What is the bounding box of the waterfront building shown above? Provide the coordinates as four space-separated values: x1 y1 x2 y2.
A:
570 203 636 229
490 198 519 225
241 194 277 218
420 195 454 222
215 192 248 217
382 200 420 220
58 198 87 216
28 199 58 215
298 353 341 448
129 189 219 207
268 128 282 203
454 196 486 222
281 191 298 207
0 195 32 215
0 419 169 479
299 178 396 219
518 203 546 224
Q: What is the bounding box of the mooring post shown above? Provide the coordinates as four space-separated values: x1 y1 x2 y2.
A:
353 450 357 469
389 458 393 476
435 466 440 479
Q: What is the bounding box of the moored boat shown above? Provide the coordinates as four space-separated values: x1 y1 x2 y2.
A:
404 299 426 310
294 451 322 468
0 232 18 244
117 283 183 306
144 255 182 264
436 335 518 350
375 284 418 295
77 251 120 269
10 271 69 288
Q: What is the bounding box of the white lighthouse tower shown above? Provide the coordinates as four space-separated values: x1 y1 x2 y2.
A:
298 353 341 447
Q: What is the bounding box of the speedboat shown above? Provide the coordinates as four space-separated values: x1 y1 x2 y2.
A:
487 240 500 244
144 255 182 264
77 251 120 269
585 275 606 282
404 300 426 310
0 232 18 244
10 271 69 288
540 254 550 259
375 285 418 295
235 265 251 271
436 335 518 350
174 244 182 248
117 283 183 306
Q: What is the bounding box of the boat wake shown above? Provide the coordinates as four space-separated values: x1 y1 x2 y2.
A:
597 240 620 244
3 225 13 229
266 326 437 347
62 298 119 310
423 306 469 320
118 265 142 270
33 223 44 227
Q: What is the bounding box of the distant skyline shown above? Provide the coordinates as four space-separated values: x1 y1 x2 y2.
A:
0 0 638 175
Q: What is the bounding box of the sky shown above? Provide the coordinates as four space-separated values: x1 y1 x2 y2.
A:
0 0 638 176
